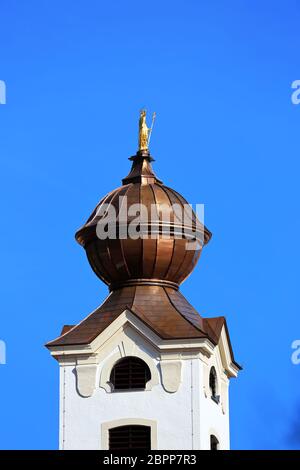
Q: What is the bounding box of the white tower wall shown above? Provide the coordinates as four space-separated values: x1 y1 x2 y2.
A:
50 311 237 450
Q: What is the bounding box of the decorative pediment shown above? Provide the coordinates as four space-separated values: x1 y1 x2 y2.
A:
218 325 240 378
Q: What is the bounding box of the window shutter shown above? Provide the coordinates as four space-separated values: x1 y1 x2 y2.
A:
109 425 151 450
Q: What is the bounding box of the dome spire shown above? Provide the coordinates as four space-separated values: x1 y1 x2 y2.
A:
75 109 212 291
122 110 161 185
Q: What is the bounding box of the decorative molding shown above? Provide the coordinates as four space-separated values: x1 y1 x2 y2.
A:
160 360 182 393
101 418 157 450
75 364 97 398
99 340 159 393
218 326 239 378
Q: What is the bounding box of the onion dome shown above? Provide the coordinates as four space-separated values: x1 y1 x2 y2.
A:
75 149 212 291
48 144 216 348
46 113 240 371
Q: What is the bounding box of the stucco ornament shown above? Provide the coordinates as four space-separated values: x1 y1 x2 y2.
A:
160 360 182 393
75 364 97 398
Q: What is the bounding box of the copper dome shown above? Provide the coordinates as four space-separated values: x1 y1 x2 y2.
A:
75 150 212 291
47 120 240 372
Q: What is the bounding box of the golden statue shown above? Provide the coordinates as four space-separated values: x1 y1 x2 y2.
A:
138 109 156 151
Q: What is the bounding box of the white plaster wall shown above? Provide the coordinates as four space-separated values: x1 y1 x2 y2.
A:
198 357 230 450
57 321 231 450
61 358 199 450
60 359 230 449
199 389 230 450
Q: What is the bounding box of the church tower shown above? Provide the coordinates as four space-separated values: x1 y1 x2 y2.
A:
46 112 240 450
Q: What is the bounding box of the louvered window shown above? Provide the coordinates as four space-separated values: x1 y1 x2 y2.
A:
209 367 219 403
110 357 151 390
210 434 219 450
109 425 151 450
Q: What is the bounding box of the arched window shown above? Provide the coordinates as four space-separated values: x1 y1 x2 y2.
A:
110 356 151 390
209 367 219 403
210 434 219 450
109 425 151 450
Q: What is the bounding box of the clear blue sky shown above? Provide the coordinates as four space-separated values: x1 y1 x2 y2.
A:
0 0 300 450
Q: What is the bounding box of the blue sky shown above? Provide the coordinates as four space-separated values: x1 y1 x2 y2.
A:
0 0 300 449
